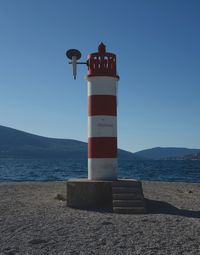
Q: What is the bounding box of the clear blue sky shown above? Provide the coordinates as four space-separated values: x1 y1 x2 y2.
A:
0 0 200 152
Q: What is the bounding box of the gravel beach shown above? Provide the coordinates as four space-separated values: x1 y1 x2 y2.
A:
0 181 199 255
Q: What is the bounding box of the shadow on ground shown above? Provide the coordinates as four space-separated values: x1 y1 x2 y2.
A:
66 199 200 218
145 199 200 219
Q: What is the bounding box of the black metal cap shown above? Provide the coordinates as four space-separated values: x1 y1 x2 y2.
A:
66 49 81 60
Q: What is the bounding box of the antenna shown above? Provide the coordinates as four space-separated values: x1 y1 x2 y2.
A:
66 49 86 79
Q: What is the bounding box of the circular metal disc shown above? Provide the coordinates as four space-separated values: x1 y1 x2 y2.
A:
66 49 81 60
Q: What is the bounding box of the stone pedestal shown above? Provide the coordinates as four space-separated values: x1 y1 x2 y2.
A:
66 178 146 214
66 179 112 208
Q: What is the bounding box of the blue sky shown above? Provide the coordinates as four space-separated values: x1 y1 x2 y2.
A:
0 0 200 152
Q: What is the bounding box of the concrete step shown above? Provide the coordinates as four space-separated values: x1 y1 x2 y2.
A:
111 180 145 214
112 193 144 200
113 199 145 207
113 207 146 214
112 187 141 194
112 180 142 188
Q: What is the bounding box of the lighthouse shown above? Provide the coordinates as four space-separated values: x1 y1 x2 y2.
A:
66 43 145 213
86 43 119 180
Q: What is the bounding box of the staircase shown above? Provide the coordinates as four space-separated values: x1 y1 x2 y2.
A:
112 180 146 214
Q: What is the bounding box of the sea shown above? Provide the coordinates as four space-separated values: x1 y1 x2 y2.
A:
0 158 200 183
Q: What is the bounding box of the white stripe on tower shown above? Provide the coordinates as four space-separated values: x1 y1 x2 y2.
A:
87 76 118 180
88 115 117 138
88 76 117 96
86 42 119 180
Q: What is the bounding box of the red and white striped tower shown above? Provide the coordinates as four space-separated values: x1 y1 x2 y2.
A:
86 43 120 180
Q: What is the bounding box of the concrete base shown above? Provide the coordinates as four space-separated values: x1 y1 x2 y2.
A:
66 179 113 208
66 178 146 213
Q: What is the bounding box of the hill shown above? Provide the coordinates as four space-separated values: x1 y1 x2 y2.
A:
0 125 140 159
134 147 200 160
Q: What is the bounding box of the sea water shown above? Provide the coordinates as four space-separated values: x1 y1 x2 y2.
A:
0 158 200 182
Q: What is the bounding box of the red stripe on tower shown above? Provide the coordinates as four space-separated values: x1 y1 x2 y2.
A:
88 95 117 116
86 43 119 180
88 137 117 158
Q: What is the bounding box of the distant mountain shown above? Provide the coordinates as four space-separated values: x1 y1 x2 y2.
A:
0 125 140 159
2 125 199 160
133 147 200 160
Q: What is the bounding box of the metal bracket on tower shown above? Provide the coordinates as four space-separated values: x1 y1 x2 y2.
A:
66 49 87 79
